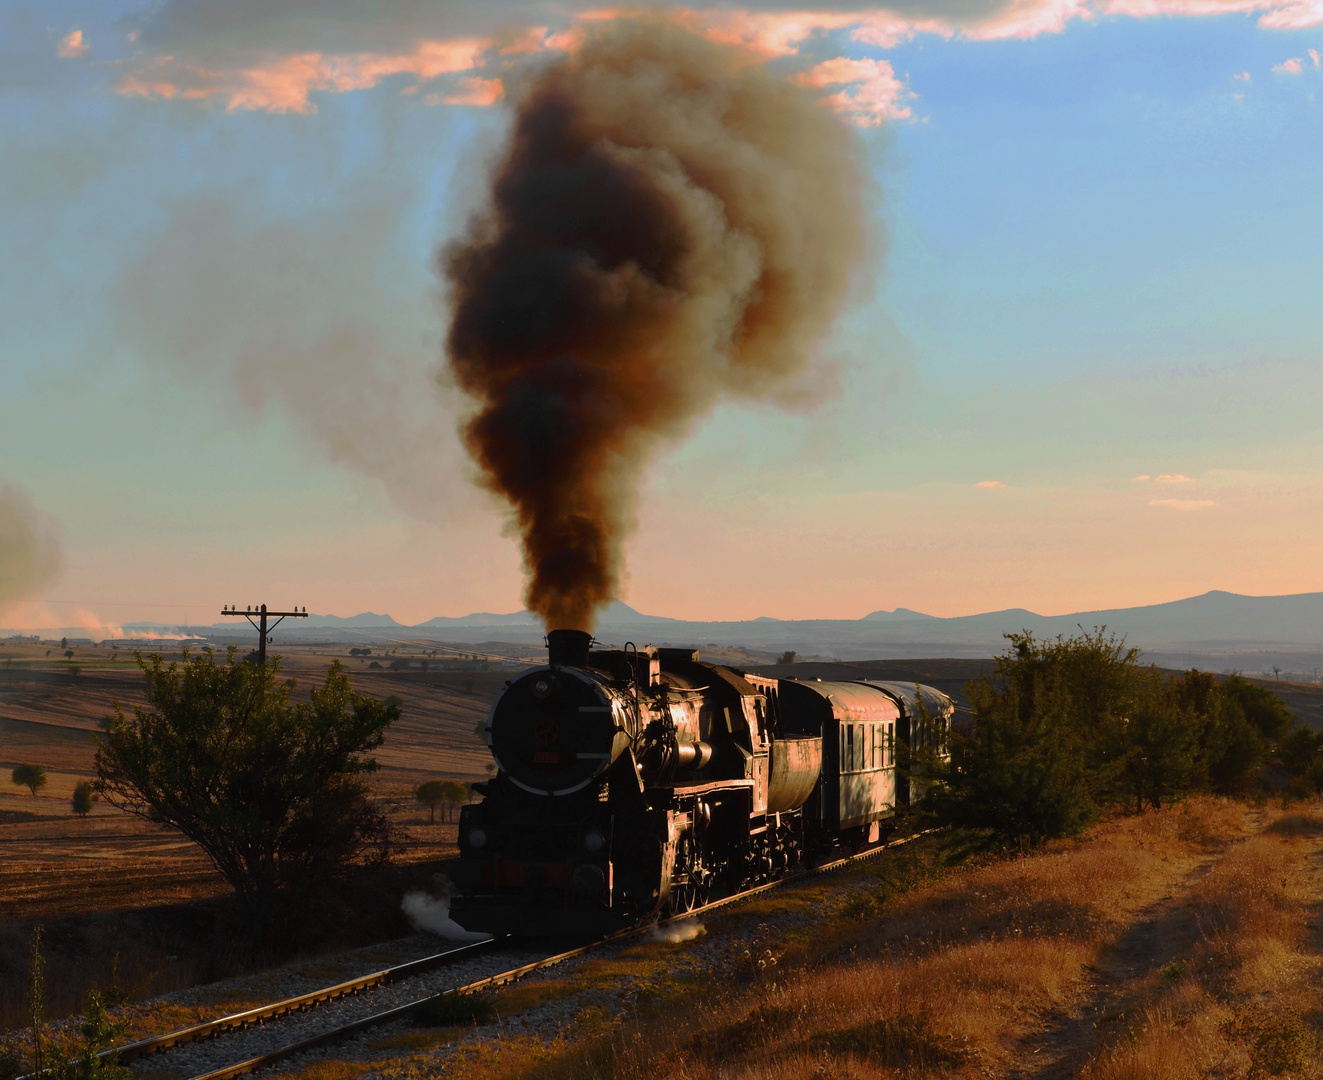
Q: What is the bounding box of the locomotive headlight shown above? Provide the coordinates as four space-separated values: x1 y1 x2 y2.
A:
466 827 488 850
582 829 606 854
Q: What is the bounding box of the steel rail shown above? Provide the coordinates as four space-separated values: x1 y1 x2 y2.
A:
8 938 497 1080
181 827 943 1080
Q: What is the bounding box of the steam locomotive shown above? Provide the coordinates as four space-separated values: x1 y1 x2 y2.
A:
446 629 953 936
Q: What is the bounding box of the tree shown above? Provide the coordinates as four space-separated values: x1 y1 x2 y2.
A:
1172 671 1268 794
1114 669 1199 812
440 780 469 822
1221 675 1292 742
72 780 96 817
777 651 797 665
45 988 131 1080
1279 726 1323 795
929 629 1140 849
416 780 446 824
95 648 399 945
12 763 46 795
931 669 1098 850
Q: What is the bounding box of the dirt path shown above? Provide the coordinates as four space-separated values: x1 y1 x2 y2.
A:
1008 806 1294 1080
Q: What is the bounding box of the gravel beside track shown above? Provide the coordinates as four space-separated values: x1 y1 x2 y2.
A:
101 831 936 1080
123 939 568 1080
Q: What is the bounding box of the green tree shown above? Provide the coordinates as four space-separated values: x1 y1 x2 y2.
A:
44 989 131 1080
1114 669 1199 812
1221 675 1293 742
95 648 399 945
440 780 469 823
416 780 446 824
12 763 47 795
1172 671 1269 793
1279 726 1323 795
777 651 797 665
929 629 1140 849
72 781 96 817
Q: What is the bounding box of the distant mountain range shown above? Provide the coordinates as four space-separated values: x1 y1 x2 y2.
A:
86 590 1323 673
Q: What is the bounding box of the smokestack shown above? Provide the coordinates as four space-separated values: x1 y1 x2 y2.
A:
546 628 592 668
443 16 866 631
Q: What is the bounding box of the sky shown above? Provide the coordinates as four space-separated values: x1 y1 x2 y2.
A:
1 0 1321 632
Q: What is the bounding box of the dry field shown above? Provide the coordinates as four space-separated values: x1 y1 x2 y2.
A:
0 641 505 1029
0 643 502 914
323 797 1320 1080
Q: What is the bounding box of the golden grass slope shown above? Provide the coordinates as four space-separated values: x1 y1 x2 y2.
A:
417 798 1320 1079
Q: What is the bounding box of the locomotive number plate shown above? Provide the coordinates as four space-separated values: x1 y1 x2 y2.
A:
533 751 562 764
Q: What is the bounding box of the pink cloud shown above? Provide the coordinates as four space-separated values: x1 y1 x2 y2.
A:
1154 473 1194 483
428 77 504 107
57 29 89 58
1275 56 1305 74
1232 70 1251 80
1149 498 1217 510
109 1 1323 120
1311 48 1322 66
975 480 1007 488
797 56 915 123
1131 474 1151 481
116 37 487 113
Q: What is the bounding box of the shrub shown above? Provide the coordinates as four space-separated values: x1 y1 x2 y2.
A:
11 763 46 796
929 630 1135 849
416 780 446 824
71 781 96 817
95 648 399 947
928 631 1301 848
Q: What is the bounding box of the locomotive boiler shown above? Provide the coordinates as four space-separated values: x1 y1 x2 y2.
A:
446 629 952 936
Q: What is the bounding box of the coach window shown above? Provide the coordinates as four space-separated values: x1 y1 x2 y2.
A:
887 723 895 766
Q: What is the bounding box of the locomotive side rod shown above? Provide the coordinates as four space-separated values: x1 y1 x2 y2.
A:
180 827 945 1080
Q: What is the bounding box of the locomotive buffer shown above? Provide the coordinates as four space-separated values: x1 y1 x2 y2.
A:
220 603 308 665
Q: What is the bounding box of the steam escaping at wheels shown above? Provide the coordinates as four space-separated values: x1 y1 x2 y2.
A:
444 632 954 937
441 16 867 632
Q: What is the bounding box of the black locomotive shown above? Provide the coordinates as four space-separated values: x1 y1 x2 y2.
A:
446 629 953 936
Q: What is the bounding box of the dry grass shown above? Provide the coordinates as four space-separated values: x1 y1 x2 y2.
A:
0 644 503 1032
411 797 1323 1080
1077 804 1323 1080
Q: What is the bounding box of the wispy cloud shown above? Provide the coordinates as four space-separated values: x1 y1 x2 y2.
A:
57 29 89 59
1131 474 1151 481
104 0 1323 123
1154 473 1194 483
116 37 489 113
975 480 1007 488
796 57 915 124
1274 56 1305 74
1232 70 1251 80
426 76 504 107
1311 48 1321 66
1149 498 1217 510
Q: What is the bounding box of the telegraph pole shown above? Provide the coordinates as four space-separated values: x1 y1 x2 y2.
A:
220 604 309 665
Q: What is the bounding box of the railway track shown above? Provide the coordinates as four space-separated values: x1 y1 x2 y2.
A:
62 829 937 1080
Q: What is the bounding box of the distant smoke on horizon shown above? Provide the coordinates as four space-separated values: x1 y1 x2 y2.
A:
0 483 61 615
443 15 867 631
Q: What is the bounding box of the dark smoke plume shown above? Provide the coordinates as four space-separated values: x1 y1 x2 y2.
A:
444 16 866 630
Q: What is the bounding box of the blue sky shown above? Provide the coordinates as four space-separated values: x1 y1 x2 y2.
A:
1 1 1320 631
